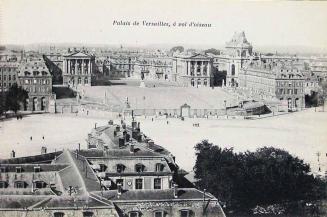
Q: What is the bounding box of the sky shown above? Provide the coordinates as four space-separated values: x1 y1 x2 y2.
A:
1 0 327 49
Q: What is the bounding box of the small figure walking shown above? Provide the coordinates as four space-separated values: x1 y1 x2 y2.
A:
30 136 33 141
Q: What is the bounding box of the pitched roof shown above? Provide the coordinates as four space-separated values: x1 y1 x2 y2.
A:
64 51 91 58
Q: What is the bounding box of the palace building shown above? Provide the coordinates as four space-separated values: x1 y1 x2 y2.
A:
17 59 55 112
213 31 254 87
239 58 305 110
172 53 213 87
62 51 94 87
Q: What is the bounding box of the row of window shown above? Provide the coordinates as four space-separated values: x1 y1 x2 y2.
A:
0 82 14 88
0 68 16 72
0 180 45 189
110 163 165 173
0 75 16 81
278 89 303 95
24 86 50 93
24 79 50 85
276 81 303 87
53 209 192 217
116 177 162 190
0 166 41 173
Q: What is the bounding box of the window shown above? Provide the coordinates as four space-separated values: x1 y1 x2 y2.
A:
180 210 192 217
0 181 7 188
116 178 123 187
14 181 25 188
135 164 145 173
154 211 164 217
154 178 162 190
35 181 45 189
135 178 143 189
34 79 37 84
4 75 6 80
0 167 6 173
155 163 164 172
53 212 65 217
13 75 16 80
34 166 40 173
116 164 125 173
16 167 22 173
83 211 94 217
8 75 11 81
129 211 140 217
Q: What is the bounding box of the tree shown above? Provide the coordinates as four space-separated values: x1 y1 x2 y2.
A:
170 46 184 53
194 141 327 214
204 48 221 55
5 84 28 114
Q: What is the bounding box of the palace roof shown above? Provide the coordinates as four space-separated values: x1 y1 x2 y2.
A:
226 31 252 49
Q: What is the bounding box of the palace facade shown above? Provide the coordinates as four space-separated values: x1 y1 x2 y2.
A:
62 51 94 87
239 58 305 110
172 53 213 87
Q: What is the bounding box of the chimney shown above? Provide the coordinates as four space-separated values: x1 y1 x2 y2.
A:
126 133 130 142
116 126 120 132
130 144 135 153
132 121 137 129
118 138 125 148
122 123 126 129
137 122 140 130
11 150 15 158
41 146 47 154
108 120 114 125
148 140 154 147
117 183 122 196
173 184 178 198
114 131 117 137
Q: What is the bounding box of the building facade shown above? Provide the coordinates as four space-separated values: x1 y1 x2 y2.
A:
213 31 253 87
17 59 55 112
0 62 20 93
239 59 305 110
172 53 213 87
62 51 94 87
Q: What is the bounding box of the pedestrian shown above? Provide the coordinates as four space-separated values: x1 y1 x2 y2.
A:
167 121 169 124
30 136 32 141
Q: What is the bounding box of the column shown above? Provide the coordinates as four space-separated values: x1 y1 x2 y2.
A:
187 61 191 76
63 59 66 75
201 61 204 75
75 59 78 75
67 59 71 75
81 59 84 75
88 59 91 75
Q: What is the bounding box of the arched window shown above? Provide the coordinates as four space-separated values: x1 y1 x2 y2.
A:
135 163 145 173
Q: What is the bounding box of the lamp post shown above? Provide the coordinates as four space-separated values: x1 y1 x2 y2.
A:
224 100 227 117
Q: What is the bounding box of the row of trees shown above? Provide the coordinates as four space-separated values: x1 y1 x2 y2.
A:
0 84 28 117
194 140 326 215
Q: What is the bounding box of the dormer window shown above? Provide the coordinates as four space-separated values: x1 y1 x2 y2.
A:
53 212 65 217
116 164 126 173
129 211 140 217
180 209 192 217
14 181 25 188
0 181 7 188
154 211 165 217
34 166 41 173
135 164 145 173
0 167 6 173
16 167 22 173
155 163 164 172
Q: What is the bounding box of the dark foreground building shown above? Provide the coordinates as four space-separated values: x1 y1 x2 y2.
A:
0 121 226 217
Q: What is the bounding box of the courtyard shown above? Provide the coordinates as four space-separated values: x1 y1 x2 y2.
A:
0 108 326 177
